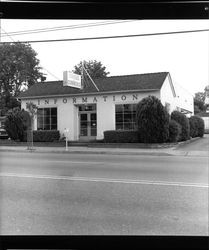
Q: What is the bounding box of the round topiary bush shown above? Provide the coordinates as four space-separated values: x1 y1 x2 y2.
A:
171 111 190 141
136 95 170 143
189 115 199 138
168 119 182 142
197 117 205 137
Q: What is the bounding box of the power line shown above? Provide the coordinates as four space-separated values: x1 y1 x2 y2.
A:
1 20 137 37
1 28 16 42
2 28 208 44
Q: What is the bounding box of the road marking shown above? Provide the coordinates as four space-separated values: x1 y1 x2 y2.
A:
0 173 208 188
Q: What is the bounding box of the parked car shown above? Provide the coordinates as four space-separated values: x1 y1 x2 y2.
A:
0 116 9 139
0 126 9 139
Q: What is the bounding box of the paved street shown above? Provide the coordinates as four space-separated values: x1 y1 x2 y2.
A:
0 137 208 235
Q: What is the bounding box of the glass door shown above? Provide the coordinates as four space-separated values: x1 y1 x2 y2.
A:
79 112 97 140
80 113 88 137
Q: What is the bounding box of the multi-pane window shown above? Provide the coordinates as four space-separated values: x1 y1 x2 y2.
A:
115 104 137 130
37 108 57 130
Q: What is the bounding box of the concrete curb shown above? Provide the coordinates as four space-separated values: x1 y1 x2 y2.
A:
0 136 202 149
0 146 208 157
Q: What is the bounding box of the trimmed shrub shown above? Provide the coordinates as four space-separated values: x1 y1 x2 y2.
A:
4 107 27 141
189 116 199 138
197 117 205 138
136 96 170 143
168 119 182 142
104 130 138 143
171 111 190 141
23 130 60 142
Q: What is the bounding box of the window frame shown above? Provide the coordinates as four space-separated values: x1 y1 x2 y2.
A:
37 107 57 130
115 104 137 131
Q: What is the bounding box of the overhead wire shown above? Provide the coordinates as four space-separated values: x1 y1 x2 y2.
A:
1 28 209 44
0 20 138 37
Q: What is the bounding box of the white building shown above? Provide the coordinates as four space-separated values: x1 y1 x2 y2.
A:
19 72 194 141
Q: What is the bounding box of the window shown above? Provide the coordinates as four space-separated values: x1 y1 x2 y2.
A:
37 108 57 130
78 104 96 112
115 104 137 130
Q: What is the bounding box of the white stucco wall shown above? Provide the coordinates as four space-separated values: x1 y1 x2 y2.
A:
21 90 160 141
160 75 194 116
160 75 176 113
174 84 194 116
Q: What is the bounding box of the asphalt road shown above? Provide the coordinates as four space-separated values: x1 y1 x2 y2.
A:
0 142 208 235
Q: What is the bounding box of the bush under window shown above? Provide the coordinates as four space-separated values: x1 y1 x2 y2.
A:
23 130 60 142
104 130 138 143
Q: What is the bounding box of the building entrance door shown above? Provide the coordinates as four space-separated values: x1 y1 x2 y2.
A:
79 112 97 140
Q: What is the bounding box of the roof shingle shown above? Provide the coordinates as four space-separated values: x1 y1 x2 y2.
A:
19 72 169 98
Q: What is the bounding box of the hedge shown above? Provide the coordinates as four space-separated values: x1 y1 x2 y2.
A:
168 119 182 142
104 130 139 143
136 96 170 143
23 130 60 142
171 111 190 141
189 115 205 138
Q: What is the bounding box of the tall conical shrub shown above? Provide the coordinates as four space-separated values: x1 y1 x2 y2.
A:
136 96 170 143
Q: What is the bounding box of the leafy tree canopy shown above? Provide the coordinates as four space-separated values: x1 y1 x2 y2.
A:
73 60 110 80
194 88 209 114
194 92 205 103
0 42 45 113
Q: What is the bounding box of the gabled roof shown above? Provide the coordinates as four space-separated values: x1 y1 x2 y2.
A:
19 72 169 99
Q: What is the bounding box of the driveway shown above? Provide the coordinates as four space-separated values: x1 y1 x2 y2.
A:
175 134 209 151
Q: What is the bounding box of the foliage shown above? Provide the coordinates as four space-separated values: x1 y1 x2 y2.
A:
171 111 190 141
23 130 60 142
136 96 170 143
168 119 182 142
4 107 28 141
0 96 20 116
104 130 138 143
189 115 205 138
73 60 110 79
194 89 209 114
0 42 45 111
194 92 205 103
194 98 206 114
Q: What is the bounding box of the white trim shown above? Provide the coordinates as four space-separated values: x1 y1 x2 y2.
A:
19 89 159 100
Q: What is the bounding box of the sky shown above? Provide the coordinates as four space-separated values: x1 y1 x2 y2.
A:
1 19 209 96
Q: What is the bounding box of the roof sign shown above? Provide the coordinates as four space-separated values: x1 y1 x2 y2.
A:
63 71 81 89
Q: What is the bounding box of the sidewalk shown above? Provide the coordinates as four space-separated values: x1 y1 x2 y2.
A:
0 144 208 157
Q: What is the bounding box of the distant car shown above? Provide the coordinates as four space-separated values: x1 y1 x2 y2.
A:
0 127 9 139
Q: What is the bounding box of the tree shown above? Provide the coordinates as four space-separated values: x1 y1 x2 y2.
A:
195 92 205 103
73 60 110 79
194 98 206 114
194 87 209 114
0 42 45 113
136 96 170 143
